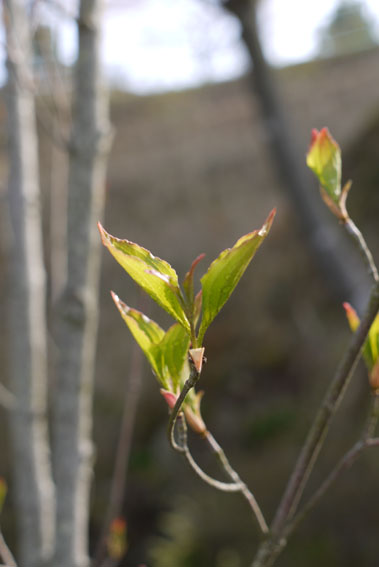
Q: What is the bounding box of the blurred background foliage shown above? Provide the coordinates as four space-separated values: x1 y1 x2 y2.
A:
1 0 379 565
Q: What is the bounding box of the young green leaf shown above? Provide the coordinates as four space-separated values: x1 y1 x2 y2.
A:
99 224 190 331
112 292 190 392
306 127 341 204
111 292 167 387
198 210 275 344
343 302 379 378
153 322 191 391
183 253 205 304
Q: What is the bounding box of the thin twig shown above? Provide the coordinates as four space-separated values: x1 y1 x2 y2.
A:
0 384 16 411
269 279 379 538
167 360 200 451
92 342 143 567
344 218 379 283
0 530 17 567
204 431 269 534
286 394 379 537
167 359 243 491
363 392 379 440
176 416 242 493
168 358 267 531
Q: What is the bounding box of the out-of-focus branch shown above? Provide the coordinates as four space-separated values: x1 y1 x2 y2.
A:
53 1 113 566
286 394 379 536
93 340 143 567
251 279 379 567
0 384 16 411
3 2 55 565
0 530 17 567
222 0 368 308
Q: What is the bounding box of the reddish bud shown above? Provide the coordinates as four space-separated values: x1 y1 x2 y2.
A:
306 127 342 207
343 302 360 332
184 391 207 435
107 517 127 560
160 389 178 409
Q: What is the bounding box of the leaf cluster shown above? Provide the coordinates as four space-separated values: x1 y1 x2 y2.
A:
99 210 275 418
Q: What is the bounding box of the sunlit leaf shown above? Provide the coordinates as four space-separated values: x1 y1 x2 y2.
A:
153 323 190 391
306 127 341 204
368 315 379 367
99 224 190 331
111 292 167 387
112 293 190 392
198 210 275 344
343 302 379 371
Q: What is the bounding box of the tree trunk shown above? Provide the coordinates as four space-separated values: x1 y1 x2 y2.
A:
52 1 112 566
224 0 369 308
3 1 55 566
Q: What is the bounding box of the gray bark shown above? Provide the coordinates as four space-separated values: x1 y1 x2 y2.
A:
4 2 55 566
52 1 112 566
223 0 369 308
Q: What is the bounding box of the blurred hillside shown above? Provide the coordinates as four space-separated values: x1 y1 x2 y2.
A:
2 46 379 566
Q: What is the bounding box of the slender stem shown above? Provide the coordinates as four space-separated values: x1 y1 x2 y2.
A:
286 440 362 537
170 382 268 531
175 415 242 492
270 280 379 538
167 360 243 491
204 431 269 534
363 392 379 440
167 361 200 450
93 341 143 567
0 530 17 567
287 395 379 537
344 218 379 283
251 368 379 567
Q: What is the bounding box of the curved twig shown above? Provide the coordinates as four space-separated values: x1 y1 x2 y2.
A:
167 360 201 450
175 415 242 492
168 367 268 531
204 431 269 534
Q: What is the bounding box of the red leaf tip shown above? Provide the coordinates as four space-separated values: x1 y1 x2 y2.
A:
310 128 319 147
160 389 178 409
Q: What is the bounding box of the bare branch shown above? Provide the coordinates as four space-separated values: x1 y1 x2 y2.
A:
344 217 378 283
3 1 55 564
0 530 17 567
92 340 143 567
0 384 17 411
176 415 242 493
53 1 113 565
286 394 379 536
270 279 379 536
204 431 268 534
